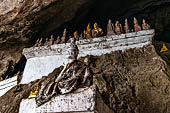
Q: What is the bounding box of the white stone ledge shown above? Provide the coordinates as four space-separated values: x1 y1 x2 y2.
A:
23 30 154 59
0 76 17 96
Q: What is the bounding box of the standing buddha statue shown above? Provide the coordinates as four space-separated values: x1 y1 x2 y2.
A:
134 17 141 32
85 23 92 38
107 19 115 36
124 18 130 33
115 21 122 35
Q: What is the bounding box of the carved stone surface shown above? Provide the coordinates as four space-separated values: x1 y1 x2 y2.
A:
19 86 113 113
21 30 154 84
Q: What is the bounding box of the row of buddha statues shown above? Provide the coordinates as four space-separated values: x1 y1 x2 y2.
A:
34 17 150 47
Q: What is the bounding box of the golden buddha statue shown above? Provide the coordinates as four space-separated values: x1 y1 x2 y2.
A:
115 21 122 35
160 43 168 52
92 23 103 38
74 31 79 41
85 23 92 38
0 77 3 81
28 83 40 98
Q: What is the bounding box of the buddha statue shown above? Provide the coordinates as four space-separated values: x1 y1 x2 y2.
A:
79 33 83 40
142 19 150 30
160 43 168 52
0 77 3 81
49 35 54 45
107 19 115 36
54 36 61 44
74 31 79 41
44 38 48 46
85 23 92 38
38 38 43 47
124 18 130 33
115 21 122 35
61 28 67 43
134 17 141 32
28 83 40 98
34 39 39 47
92 23 103 38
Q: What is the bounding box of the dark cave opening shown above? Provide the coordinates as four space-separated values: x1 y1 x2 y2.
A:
44 1 170 43
1 56 27 80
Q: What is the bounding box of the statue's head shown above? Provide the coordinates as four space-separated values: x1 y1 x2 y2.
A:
125 18 128 23
94 23 98 29
67 43 79 62
51 35 54 39
115 21 119 26
134 17 138 24
108 19 112 24
143 19 146 24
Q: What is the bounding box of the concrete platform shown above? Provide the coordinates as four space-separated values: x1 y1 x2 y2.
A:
19 86 114 113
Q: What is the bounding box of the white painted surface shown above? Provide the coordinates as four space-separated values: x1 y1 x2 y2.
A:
21 30 154 84
0 76 17 96
19 87 96 113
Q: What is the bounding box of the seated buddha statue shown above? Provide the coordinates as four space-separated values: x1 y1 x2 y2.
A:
142 19 150 30
28 83 40 98
92 23 103 38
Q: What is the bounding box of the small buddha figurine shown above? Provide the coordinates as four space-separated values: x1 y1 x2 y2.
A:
74 31 79 41
79 33 83 40
160 43 168 52
0 77 3 81
34 39 39 47
85 23 92 38
134 17 141 32
44 38 48 46
29 83 40 98
142 19 150 30
54 36 61 44
61 28 67 43
92 23 103 38
124 18 130 33
38 38 43 47
115 21 122 35
107 19 115 36
49 35 54 45
83 30 86 38
67 35 72 43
